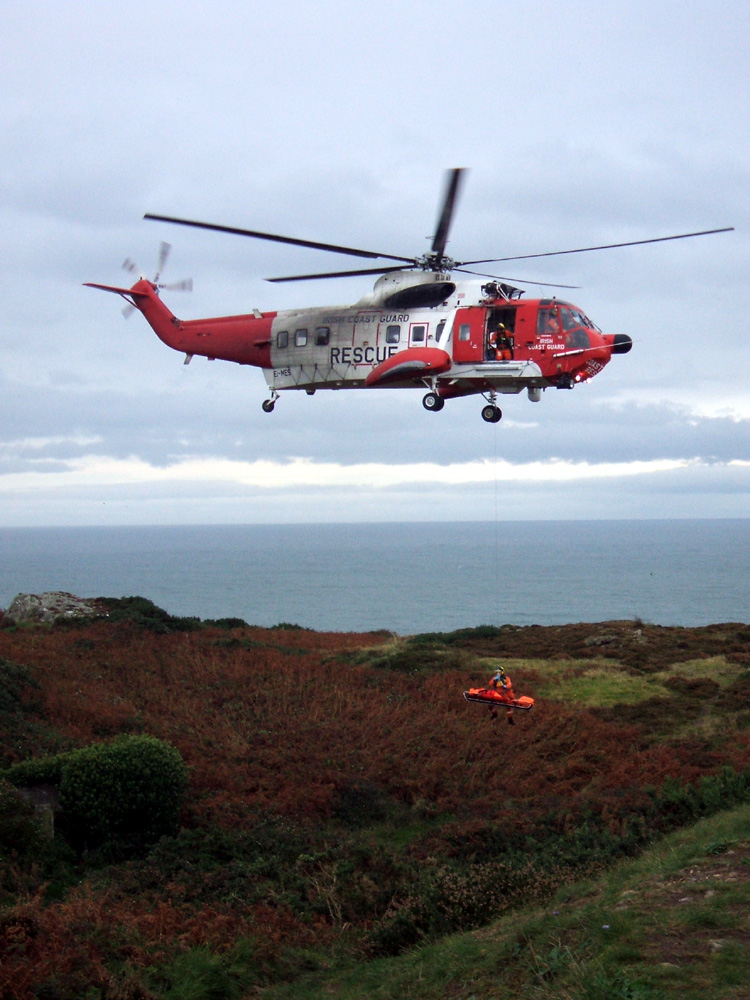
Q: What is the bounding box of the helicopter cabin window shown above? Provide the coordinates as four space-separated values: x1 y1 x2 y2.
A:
277 330 289 349
458 323 471 341
315 326 330 345
385 325 401 344
436 319 446 342
410 324 426 343
295 328 308 347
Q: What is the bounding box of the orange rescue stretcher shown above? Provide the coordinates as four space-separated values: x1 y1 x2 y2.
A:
463 688 535 711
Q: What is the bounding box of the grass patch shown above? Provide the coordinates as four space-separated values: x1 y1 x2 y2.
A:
654 656 744 685
535 665 658 707
479 655 748 713
481 656 662 707
342 636 478 674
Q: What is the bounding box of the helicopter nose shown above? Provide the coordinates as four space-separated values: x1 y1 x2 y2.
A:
611 333 633 354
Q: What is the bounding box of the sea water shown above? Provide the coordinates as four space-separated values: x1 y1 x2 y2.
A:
0 520 747 634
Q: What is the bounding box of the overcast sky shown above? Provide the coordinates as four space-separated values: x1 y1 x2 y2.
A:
1 0 748 526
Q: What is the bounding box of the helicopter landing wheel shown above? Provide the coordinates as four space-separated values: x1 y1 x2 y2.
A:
481 404 502 423
423 391 445 412
262 398 276 413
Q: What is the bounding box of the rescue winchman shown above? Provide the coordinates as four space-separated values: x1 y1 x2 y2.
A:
488 323 513 360
488 666 515 724
497 325 513 360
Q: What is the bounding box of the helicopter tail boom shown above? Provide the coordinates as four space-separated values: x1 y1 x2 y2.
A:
85 278 274 368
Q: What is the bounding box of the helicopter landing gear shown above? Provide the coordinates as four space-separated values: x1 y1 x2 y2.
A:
422 391 445 412
262 390 279 413
481 389 502 423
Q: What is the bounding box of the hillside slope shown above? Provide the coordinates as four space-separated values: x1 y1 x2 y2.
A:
1 605 749 998
261 802 750 1000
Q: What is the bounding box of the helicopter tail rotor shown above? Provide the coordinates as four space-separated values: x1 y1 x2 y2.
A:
121 242 192 317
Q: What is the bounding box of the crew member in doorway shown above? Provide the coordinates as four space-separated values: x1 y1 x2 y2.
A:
489 323 513 360
495 323 513 361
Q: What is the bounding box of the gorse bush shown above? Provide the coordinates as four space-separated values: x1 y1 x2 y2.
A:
59 734 187 852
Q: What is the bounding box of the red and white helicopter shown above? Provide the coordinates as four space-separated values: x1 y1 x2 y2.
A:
86 169 732 423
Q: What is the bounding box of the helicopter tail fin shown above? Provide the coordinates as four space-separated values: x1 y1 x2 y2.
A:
85 277 186 353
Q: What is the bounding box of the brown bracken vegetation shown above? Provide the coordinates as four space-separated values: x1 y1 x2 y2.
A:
1 602 749 999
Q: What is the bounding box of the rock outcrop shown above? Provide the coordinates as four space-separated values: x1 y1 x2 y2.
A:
4 591 100 625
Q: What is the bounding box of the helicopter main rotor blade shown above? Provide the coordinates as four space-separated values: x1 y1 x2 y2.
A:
267 264 414 283
431 167 466 261
144 213 414 265
460 227 735 266
453 266 580 289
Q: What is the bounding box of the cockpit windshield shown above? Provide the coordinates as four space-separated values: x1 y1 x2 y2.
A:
561 306 600 332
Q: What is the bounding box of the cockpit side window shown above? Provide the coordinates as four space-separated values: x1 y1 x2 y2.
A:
537 308 560 335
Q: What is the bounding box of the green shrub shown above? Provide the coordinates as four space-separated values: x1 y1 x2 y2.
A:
409 625 505 646
346 642 475 674
5 752 71 788
97 596 201 633
149 942 262 999
59 734 187 853
204 617 250 629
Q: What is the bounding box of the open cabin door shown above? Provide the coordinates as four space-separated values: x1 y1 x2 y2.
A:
452 307 486 363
